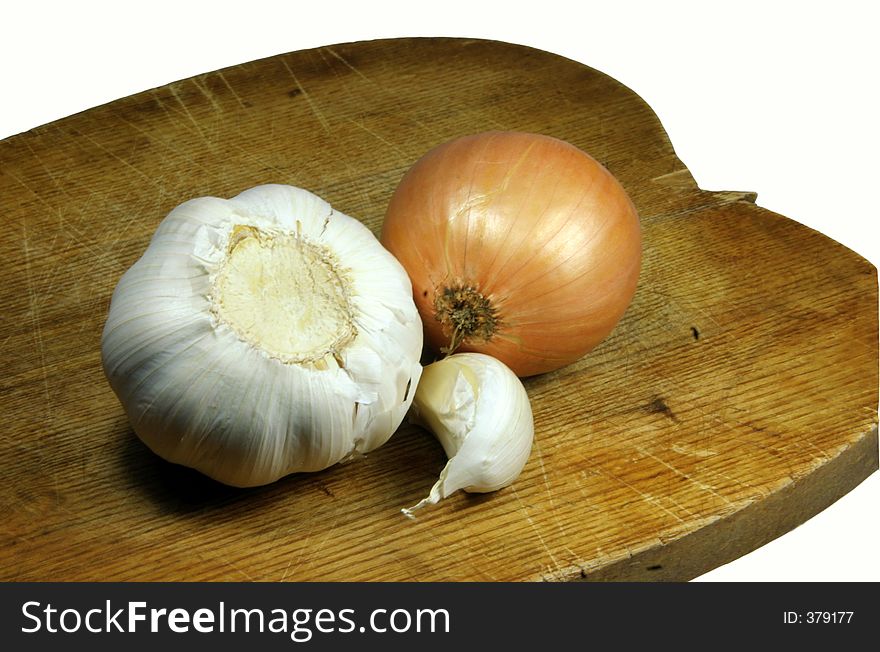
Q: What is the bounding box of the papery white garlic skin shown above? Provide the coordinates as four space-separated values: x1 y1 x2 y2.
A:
404 353 534 517
101 184 423 487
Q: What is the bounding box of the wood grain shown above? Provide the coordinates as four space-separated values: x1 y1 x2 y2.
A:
0 37 876 581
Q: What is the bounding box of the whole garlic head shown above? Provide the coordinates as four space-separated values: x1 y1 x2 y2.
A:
404 353 534 517
102 184 423 487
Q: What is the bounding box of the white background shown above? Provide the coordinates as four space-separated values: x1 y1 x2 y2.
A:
2 0 877 581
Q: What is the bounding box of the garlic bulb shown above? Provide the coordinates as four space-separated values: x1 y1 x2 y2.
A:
101 184 423 487
403 353 534 517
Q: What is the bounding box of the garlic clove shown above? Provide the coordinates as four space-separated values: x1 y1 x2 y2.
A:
403 353 534 517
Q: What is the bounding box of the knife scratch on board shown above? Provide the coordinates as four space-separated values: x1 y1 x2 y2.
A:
600 467 690 523
279 559 293 582
510 486 563 576
531 437 570 543
112 112 223 183
127 95 287 179
323 46 372 83
167 83 211 144
281 59 331 134
190 75 222 113
68 126 154 184
285 502 343 579
22 138 72 198
321 45 446 138
451 528 499 581
303 509 346 575
5 163 104 261
21 221 52 409
635 445 734 507
215 69 248 109
208 551 254 581
347 119 409 162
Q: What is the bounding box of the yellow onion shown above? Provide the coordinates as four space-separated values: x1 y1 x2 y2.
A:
380 131 642 377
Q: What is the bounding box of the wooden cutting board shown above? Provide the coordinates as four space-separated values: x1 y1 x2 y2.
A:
1 38 876 581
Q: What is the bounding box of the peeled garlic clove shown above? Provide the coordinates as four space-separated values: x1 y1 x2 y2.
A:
403 353 534 517
101 184 423 487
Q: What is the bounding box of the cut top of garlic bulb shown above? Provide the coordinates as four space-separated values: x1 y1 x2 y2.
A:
211 225 358 365
102 184 423 487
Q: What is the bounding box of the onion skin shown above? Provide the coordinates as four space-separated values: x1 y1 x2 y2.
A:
380 131 642 377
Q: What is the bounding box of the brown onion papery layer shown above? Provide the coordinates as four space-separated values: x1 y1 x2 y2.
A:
381 131 641 377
